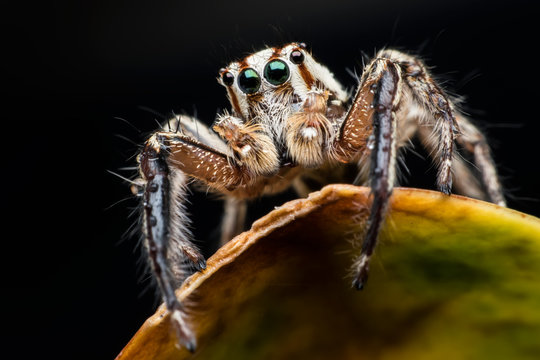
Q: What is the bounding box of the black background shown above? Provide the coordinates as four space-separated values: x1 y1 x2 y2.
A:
3 1 539 358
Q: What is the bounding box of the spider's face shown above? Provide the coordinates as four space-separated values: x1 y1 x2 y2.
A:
218 43 348 124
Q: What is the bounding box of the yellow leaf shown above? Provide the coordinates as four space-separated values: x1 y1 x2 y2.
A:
116 185 540 360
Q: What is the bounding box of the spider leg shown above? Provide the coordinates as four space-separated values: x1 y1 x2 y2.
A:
292 177 312 198
138 128 247 351
333 58 403 290
220 196 247 246
454 115 506 206
377 50 460 194
416 124 488 202
386 49 505 205
339 50 503 289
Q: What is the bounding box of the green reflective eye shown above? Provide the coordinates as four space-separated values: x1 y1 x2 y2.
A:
264 59 290 85
238 68 261 94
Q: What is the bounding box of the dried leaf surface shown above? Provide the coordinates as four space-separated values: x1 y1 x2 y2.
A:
116 185 540 360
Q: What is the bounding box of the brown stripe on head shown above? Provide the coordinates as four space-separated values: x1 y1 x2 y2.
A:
227 88 242 116
297 62 315 88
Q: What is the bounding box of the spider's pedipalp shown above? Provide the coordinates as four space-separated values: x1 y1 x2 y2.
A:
286 90 335 167
213 114 280 176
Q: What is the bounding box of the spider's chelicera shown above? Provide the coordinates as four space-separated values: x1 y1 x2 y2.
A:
134 43 505 351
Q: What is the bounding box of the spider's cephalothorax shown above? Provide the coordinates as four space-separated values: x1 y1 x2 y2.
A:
214 43 349 171
135 42 505 351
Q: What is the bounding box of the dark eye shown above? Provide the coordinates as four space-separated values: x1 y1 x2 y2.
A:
264 59 290 85
238 68 261 94
221 71 235 86
290 50 304 64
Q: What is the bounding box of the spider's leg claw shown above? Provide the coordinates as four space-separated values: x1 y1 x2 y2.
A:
352 278 364 290
174 336 197 353
195 258 207 272
184 339 197 353
190 254 206 272
353 254 370 291
439 183 452 195
170 309 197 353
184 247 207 272
352 269 369 291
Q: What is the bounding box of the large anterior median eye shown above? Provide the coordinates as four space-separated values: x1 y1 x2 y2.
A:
264 59 290 85
238 68 261 94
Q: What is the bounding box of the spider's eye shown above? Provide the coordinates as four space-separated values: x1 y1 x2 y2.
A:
290 50 304 64
238 68 261 94
221 71 235 86
264 59 290 86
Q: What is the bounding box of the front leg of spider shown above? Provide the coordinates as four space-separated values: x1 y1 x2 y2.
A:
138 131 247 352
139 144 197 352
337 52 463 289
343 59 402 290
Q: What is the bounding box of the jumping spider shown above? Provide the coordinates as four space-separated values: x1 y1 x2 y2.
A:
135 42 505 351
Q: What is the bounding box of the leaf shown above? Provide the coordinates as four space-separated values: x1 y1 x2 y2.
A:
116 185 540 360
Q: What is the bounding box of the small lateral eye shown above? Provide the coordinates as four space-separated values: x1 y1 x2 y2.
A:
290 50 304 64
221 71 235 86
238 68 261 94
263 59 290 85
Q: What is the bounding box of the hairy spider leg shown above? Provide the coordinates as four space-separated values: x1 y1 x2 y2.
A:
221 197 247 246
139 129 248 351
380 51 505 206
417 123 487 201
333 58 402 289
334 49 478 289
454 115 506 206
377 50 460 195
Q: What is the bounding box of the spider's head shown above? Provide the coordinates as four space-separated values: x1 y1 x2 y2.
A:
216 43 348 169
217 43 348 123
